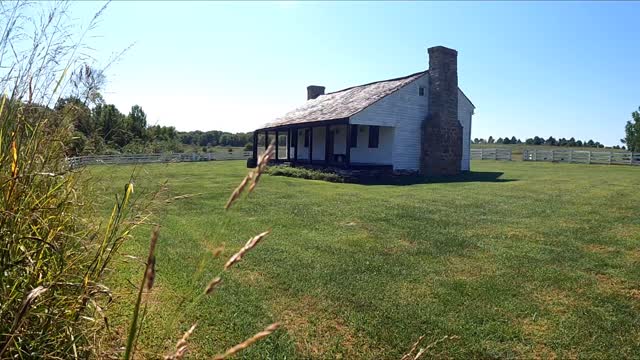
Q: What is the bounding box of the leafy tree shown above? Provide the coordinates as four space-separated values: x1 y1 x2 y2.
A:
488 136 495 144
510 136 518 144
622 107 640 152
545 136 557 146
127 105 147 141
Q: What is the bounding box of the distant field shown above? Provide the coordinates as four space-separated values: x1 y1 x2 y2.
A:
91 160 640 359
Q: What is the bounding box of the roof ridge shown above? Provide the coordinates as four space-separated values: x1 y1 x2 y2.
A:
325 70 427 95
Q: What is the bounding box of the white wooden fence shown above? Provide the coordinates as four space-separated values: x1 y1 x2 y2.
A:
471 148 512 161
522 149 640 166
68 151 252 168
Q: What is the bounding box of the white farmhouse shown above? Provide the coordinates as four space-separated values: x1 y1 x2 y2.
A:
249 46 475 176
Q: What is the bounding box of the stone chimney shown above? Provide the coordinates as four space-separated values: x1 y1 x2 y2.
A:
307 85 325 100
420 46 462 176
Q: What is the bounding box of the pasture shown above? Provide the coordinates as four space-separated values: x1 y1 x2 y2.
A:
91 160 640 359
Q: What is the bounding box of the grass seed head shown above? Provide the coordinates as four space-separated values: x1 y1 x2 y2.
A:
213 322 279 360
223 230 270 270
145 226 160 290
204 277 223 295
164 323 197 360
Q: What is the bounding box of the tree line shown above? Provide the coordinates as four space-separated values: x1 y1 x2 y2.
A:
55 65 256 156
473 136 626 149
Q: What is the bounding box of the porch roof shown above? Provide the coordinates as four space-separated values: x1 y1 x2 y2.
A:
257 71 427 131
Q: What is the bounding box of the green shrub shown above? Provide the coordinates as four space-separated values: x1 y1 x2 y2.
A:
267 166 345 183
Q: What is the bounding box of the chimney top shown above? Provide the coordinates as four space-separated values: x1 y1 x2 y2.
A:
307 85 325 100
428 46 458 56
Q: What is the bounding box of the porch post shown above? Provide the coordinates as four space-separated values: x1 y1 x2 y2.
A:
275 130 279 161
309 127 313 165
286 128 291 161
252 131 258 160
345 123 351 168
264 130 269 150
293 128 298 163
325 124 330 165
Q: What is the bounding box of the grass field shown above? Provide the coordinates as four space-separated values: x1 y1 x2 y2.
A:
90 160 640 359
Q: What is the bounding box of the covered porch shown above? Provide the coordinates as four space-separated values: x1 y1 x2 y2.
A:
251 118 394 169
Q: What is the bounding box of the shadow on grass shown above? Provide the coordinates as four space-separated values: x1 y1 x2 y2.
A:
355 171 516 186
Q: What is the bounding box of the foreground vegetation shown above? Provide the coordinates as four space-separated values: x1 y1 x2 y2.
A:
92 160 640 358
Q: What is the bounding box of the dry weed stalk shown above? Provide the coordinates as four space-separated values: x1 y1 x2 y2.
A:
204 277 223 295
400 335 425 360
223 231 271 270
225 142 275 210
164 323 197 360
145 226 159 291
401 334 460 360
213 323 280 360
0 286 49 356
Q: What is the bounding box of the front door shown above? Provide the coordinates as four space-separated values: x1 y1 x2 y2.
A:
326 128 335 163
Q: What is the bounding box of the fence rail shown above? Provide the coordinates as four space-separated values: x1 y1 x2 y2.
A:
471 148 512 161
68 151 252 168
522 149 640 166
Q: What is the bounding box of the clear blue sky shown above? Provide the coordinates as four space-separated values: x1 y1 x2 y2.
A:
70 1 640 146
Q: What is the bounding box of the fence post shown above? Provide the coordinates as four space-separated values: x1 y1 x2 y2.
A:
551 150 554 162
509 149 512 161
569 150 573 163
494 149 497 160
534 149 538 161
608 151 612 165
588 151 591 164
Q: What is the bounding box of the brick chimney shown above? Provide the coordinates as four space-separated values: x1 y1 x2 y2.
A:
307 85 325 100
420 46 462 176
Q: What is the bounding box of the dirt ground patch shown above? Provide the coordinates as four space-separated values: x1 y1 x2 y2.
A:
583 244 616 254
270 294 385 359
595 274 640 300
609 224 640 240
444 254 497 281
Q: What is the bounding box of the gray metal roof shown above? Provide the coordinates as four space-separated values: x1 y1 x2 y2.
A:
259 71 427 130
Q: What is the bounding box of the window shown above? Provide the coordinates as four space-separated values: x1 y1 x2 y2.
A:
350 125 358 148
368 126 379 148
304 129 310 147
418 87 425 96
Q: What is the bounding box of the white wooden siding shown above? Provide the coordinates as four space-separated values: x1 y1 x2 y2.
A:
331 125 347 155
350 125 394 165
350 73 430 170
458 89 474 171
350 73 474 172
293 127 326 161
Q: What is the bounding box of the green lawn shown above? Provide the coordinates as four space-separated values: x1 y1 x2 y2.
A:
90 160 640 359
